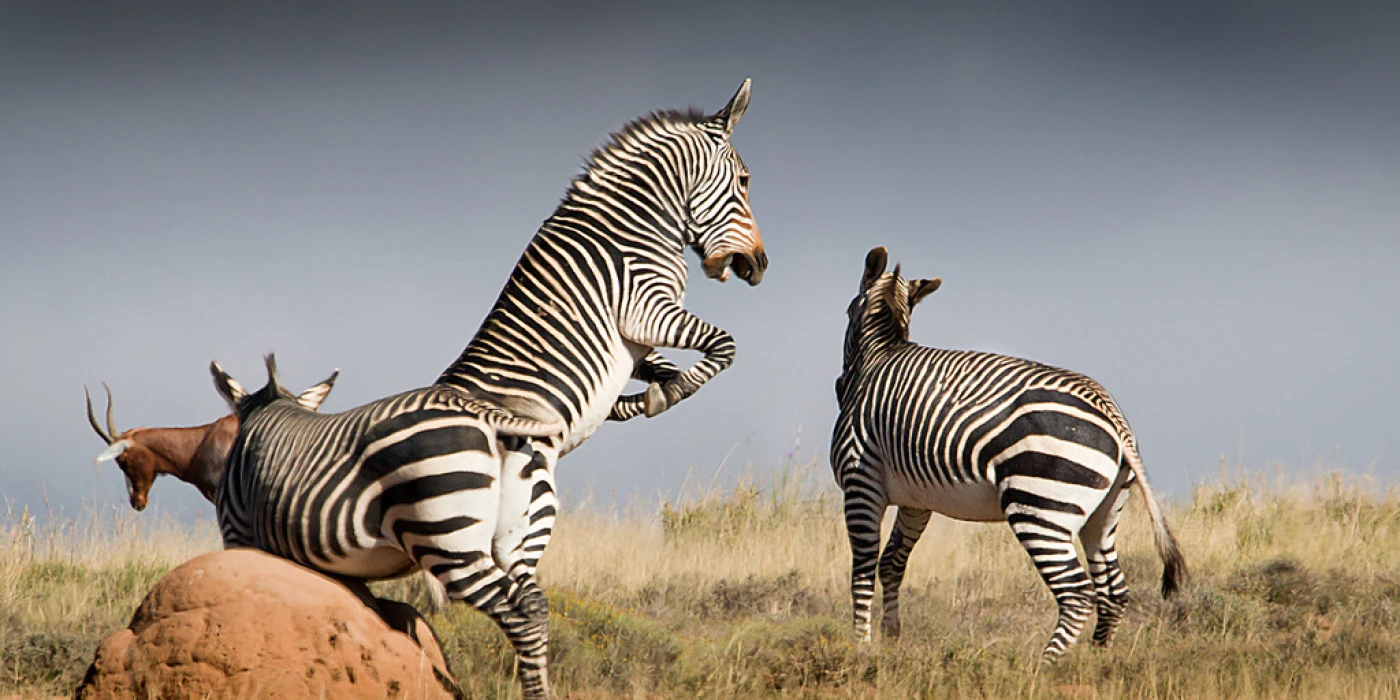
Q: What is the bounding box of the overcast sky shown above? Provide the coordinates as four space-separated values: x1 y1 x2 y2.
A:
2 2 1397 522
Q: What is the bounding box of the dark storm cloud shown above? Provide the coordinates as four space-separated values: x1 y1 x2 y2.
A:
2 1 1397 520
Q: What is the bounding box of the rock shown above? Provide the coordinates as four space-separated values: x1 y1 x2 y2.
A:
75 549 459 700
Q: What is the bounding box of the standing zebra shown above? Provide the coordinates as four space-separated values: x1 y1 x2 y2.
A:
831 246 1185 663
215 80 764 699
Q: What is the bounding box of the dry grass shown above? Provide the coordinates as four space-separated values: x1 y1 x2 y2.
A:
5 463 1400 698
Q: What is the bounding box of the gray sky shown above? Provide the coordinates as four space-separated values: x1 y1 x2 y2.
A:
3 2 1398 521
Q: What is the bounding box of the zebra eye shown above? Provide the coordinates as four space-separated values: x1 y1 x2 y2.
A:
738 173 750 189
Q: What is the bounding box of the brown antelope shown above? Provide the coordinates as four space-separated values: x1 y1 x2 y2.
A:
84 376 451 615
86 376 337 511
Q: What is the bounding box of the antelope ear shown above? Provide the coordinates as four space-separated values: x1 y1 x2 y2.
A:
861 246 888 292
210 360 246 412
908 278 942 309
297 369 339 411
710 78 752 137
95 438 132 464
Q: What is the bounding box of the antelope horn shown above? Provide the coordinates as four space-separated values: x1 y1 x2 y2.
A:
85 385 113 445
103 382 119 441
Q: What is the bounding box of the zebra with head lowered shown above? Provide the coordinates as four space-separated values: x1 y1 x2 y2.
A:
214 80 764 699
831 246 1186 663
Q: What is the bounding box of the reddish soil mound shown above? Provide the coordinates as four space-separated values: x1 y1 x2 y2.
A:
75 548 458 699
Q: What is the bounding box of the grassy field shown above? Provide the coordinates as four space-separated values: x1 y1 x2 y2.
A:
5 462 1400 698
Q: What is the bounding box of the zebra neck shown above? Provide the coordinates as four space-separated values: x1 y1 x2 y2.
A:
436 213 686 427
854 332 910 371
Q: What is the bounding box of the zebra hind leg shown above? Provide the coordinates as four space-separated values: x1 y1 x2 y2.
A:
1081 469 1134 647
1003 497 1095 663
487 441 559 698
430 552 552 698
877 507 932 640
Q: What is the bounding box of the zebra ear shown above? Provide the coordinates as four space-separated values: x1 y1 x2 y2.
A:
908 278 942 309
711 78 752 137
296 369 338 411
210 360 246 412
861 246 888 292
263 353 284 393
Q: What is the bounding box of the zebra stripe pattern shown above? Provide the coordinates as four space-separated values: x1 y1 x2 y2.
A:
831 246 1186 663
216 80 764 699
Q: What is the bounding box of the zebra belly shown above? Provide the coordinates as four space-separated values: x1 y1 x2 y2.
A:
560 340 652 454
318 545 416 579
884 472 1003 522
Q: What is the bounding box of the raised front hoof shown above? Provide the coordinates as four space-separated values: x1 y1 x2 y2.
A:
643 383 668 418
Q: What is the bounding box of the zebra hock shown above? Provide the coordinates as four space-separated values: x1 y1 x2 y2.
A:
219 80 764 699
831 246 1187 663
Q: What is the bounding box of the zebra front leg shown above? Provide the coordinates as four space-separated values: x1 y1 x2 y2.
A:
618 302 736 418
609 350 682 422
878 506 931 640
843 484 888 642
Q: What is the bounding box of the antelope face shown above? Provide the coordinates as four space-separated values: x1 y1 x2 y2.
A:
86 384 155 511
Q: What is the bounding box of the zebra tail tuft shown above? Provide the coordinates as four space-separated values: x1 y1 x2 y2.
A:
1124 444 1189 598
1159 527 1188 599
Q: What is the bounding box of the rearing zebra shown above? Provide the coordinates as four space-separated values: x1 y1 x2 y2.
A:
831 246 1186 663
215 80 764 699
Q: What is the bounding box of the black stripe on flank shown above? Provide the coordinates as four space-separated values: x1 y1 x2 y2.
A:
390 515 481 545
365 472 497 534
529 506 557 524
996 452 1110 490
413 546 486 569
361 425 490 482
980 408 1119 468
1000 488 1085 515
1020 389 1101 416
362 409 476 446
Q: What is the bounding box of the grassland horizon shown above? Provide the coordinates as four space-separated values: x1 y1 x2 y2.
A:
4 460 1400 698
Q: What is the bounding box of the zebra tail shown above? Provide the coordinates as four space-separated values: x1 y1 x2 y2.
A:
423 570 449 615
485 414 566 438
1124 444 1188 598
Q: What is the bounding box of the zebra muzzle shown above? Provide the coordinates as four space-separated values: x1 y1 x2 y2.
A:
702 247 767 286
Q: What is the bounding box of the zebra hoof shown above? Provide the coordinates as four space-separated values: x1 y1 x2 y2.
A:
880 617 901 640
643 383 667 418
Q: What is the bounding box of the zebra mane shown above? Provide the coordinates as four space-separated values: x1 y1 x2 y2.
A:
577 108 715 175
243 354 297 411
